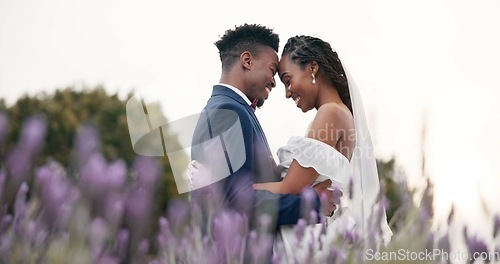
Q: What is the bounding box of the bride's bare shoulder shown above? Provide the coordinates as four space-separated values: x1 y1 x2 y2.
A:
306 103 353 146
315 103 352 124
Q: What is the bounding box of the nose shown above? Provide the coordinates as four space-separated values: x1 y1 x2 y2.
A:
270 77 276 88
285 86 292 99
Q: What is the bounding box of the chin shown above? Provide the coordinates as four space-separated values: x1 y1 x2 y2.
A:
257 98 265 107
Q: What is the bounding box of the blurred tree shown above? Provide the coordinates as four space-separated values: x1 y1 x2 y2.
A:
0 85 186 208
377 157 414 232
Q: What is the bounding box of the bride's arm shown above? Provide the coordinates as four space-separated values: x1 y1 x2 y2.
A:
252 164 319 194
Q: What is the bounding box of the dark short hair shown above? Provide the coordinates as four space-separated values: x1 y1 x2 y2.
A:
215 24 279 71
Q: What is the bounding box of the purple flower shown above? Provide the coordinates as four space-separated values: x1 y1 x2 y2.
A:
79 153 108 199
137 239 149 255
22 116 47 151
309 209 318 225
0 170 5 204
125 187 153 243
212 209 247 260
75 124 101 162
37 165 75 231
80 152 127 215
166 199 189 233
248 231 274 263
105 160 127 191
294 218 307 243
5 117 46 183
157 217 172 250
14 182 29 235
302 187 317 207
90 217 108 259
329 247 347 264
438 232 451 257
103 193 125 226
0 214 12 234
344 229 362 246
493 214 500 238
133 156 159 189
115 229 129 260
464 227 489 263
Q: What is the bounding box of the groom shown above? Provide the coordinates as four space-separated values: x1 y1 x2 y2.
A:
190 24 335 236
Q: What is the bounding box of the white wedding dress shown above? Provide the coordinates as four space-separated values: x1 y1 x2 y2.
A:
274 57 393 261
275 136 357 261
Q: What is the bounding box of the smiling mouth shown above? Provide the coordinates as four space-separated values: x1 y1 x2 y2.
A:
294 96 301 105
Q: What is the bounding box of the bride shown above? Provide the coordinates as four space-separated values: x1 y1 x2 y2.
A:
252 35 392 258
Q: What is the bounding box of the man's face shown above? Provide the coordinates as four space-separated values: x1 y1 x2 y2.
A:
247 47 278 107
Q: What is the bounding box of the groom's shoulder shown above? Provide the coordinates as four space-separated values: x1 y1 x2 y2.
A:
204 97 251 120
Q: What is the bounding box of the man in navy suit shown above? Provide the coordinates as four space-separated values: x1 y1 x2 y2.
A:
190 24 335 241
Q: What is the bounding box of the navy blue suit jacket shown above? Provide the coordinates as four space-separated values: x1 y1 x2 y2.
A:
191 85 320 232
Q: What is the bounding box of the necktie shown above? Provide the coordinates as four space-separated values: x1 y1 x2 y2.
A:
250 99 258 111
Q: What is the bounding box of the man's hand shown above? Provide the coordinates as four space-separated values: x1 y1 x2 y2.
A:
312 179 342 217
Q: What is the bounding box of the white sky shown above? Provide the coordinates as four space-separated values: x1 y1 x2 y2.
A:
1 0 500 233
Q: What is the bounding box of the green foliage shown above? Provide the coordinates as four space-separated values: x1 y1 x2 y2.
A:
0 85 185 207
377 157 414 232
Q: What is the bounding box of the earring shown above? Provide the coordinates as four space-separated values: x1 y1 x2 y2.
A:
311 73 316 84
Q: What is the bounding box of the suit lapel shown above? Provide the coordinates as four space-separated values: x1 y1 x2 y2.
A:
211 85 274 160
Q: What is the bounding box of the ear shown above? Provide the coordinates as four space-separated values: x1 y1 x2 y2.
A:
240 51 253 70
310 61 319 75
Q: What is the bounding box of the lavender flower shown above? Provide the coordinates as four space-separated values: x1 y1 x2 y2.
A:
294 218 307 243
13 182 29 235
102 193 125 231
464 227 489 263
5 117 47 189
115 229 129 260
166 199 189 233
21 115 47 152
157 217 172 250
75 124 101 162
90 217 108 259
212 209 247 261
493 214 500 238
133 156 159 189
0 214 12 234
438 232 451 263
37 164 74 231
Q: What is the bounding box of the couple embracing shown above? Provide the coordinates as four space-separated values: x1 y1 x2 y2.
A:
189 24 392 262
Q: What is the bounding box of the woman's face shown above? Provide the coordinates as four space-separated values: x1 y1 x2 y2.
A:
278 55 317 112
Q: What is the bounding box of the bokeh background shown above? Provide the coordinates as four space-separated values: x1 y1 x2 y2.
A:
1 0 499 262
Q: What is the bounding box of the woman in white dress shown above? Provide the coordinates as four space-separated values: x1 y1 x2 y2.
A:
252 35 392 259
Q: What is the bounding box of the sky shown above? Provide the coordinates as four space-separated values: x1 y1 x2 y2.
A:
1 0 500 237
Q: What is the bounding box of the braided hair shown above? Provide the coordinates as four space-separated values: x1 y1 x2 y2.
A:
282 35 352 114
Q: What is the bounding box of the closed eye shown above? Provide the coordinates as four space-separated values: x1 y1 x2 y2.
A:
270 68 276 76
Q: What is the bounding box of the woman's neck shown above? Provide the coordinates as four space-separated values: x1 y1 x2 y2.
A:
315 83 344 109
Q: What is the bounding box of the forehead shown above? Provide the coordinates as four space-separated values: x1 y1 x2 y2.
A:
257 46 279 64
278 55 298 73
